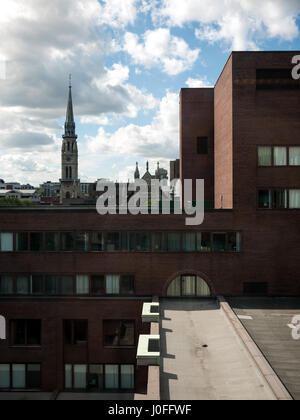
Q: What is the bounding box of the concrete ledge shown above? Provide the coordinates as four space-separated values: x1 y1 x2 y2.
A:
218 296 293 401
142 302 160 323
137 335 160 366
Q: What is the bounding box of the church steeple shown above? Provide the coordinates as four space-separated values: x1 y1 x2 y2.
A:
63 75 77 139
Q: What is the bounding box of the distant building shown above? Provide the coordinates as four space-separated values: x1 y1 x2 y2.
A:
40 182 61 198
170 159 180 181
0 189 39 202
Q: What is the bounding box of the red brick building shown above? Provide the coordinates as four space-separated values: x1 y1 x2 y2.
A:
0 51 300 394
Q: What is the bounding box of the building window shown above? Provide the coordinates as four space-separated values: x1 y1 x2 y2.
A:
0 364 41 390
197 232 211 252
135 232 150 252
10 320 41 346
258 190 272 209
45 275 58 295
167 233 181 252
167 275 211 297
0 233 13 252
274 147 287 166
61 276 74 295
64 364 134 391
289 190 300 209
152 232 164 252
30 232 43 251
107 232 120 251
182 232 195 252
258 146 272 166
121 232 135 252
227 232 242 252
76 275 89 295
243 282 268 296
64 320 88 346
30 275 44 295
103 320 135 347
16 233 28 251
106 275 120 294
16 275 29 295
45 232 59 251
0 275 13 295
75 232 89 252
289 147 300 166
213 233 226 252
88 365 104 391
61 232 73 251
120 275 135 295
91 275 105 295
197 137 208 154
90 232 104 251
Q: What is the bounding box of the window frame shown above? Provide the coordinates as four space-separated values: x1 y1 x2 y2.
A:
9 319 42 348
0 364 41 390
103 320 136 348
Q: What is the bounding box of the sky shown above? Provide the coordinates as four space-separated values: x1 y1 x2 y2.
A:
0 0 300 186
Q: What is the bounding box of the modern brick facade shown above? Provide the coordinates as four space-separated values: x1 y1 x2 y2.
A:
1 51 300 394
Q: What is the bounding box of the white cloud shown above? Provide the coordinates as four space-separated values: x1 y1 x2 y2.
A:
97 0 138 28
152 0 300 50
123 28 200 75
86 91 179 159
186 76 213 88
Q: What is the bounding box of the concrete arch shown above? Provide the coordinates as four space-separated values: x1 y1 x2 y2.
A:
162 269 215 297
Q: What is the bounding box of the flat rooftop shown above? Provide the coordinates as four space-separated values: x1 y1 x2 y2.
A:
159 298 276 400
227 297 300 400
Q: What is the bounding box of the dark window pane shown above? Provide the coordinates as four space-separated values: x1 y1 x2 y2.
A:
91 232 104 251
74 320 88 345
121 275 134 295
273 189 287 209
30 275 44 295
243 282 268 296
61 232 73 251
197 137 208 154
64 320 72 345
152 232 164 252
168 233 181 252
104 321 120 346
76 232 89 252
45 275 58 295
10 320 26 346
0 275 13 294
16 233 28 251
91 275 105 295
135 233 150 252
227 233 240 252
119 321 135 346
16 276 29 295
27 320 41 346
121 232 135 252
258 146 272 166
182 233 195 252
45 232 59 251
213 233 226 252
197 232 211 252
27 365 41 389
88 365 104 391
30 233 43 251
107 233 120 251
61 276 74 295
258 190 271 209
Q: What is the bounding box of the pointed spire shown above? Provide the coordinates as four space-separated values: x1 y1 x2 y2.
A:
63 74 77 139
134 162 140 179
146 161 149 172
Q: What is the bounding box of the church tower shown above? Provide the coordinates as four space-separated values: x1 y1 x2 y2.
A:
60 76 81 203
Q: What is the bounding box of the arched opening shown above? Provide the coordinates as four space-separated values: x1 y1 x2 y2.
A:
167 275 211 297
66 192 71 199
69 166 72 179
